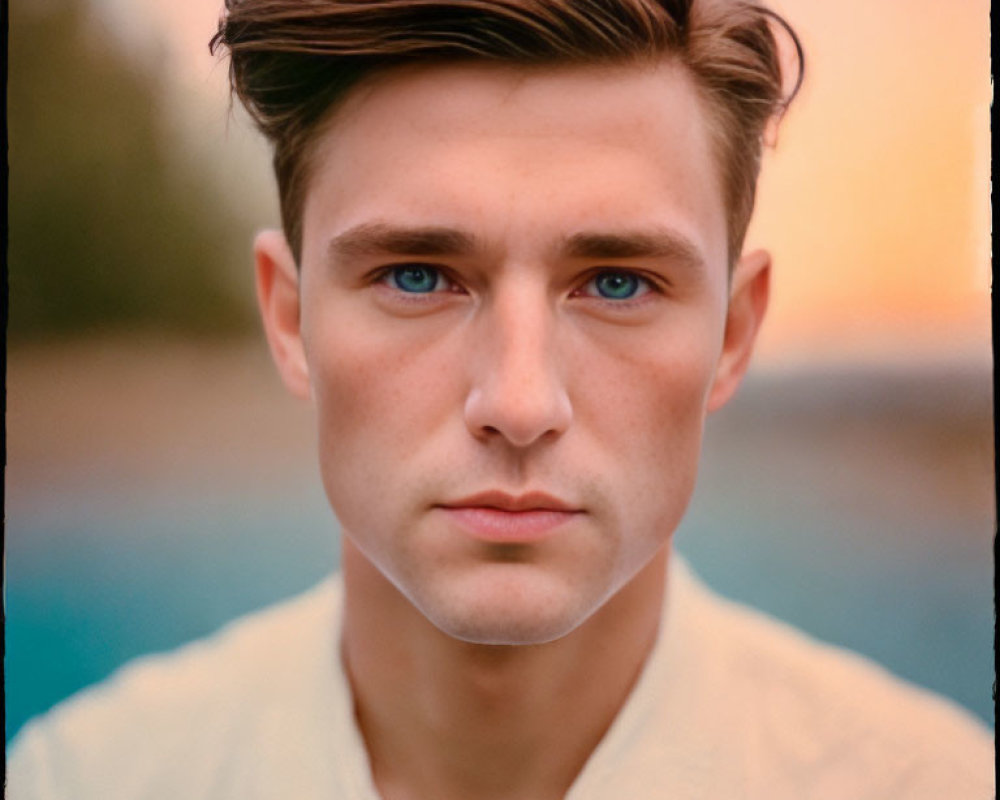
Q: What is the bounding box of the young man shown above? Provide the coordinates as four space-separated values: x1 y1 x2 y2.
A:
8 1 992 798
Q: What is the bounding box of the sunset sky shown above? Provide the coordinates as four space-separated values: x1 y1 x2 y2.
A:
94 0 991 366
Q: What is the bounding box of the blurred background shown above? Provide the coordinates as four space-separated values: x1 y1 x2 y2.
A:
5 0 992 741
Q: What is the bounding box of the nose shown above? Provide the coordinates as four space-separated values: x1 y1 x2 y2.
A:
464 284 572 448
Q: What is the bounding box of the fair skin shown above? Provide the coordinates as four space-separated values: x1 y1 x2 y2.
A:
255 60 769 800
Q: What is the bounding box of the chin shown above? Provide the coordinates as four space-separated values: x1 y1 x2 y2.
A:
433 610 580 646
410 564 610 646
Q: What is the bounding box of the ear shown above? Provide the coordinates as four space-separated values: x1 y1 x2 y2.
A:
254 229 311 400
706 248 770 412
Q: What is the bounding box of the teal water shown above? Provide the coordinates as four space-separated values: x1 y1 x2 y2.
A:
6 479 992 742
6 367 995 740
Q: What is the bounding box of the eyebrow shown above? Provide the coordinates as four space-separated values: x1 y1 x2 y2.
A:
561 229 705 269
328 223 478 260
327 221 706 271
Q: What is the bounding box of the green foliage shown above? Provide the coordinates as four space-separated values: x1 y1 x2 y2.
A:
7 0 255 339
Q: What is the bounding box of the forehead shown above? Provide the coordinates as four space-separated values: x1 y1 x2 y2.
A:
300 60 728 271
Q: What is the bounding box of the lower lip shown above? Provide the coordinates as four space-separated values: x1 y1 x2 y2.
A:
440 507 579 543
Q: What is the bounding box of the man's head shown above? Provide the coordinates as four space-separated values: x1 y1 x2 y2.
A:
211 1 801 647
212 0 801 267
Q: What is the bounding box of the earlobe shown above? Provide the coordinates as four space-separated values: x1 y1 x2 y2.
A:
254 229 312 400
706 249 771 413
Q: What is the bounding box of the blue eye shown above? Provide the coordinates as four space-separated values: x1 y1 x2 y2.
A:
390 265 442 293
590 270 646 300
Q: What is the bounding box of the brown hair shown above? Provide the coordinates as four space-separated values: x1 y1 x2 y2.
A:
210 0 803 266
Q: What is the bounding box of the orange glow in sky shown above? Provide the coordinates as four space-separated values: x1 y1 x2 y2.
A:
105 0 991 366
748 0 990 364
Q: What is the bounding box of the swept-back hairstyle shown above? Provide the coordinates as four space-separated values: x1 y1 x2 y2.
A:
210 0 803 265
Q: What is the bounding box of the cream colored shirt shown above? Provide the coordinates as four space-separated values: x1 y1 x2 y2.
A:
7 557 994 799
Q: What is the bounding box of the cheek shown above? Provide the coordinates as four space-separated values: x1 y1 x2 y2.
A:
570 313 722 532
575 311 722 443
304 311 465 513
634 350 712 507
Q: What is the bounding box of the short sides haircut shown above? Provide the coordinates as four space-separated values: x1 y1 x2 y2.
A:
211 0 803 266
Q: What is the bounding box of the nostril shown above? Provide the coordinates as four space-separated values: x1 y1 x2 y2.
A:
462 340 573 447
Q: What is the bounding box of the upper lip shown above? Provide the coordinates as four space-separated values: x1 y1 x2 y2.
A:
439 490 579 513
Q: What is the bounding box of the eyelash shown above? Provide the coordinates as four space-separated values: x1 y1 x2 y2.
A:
573 269 659 305
371 264 465 296
370 264 662 305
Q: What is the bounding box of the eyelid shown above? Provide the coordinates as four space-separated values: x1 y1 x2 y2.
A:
370 262 466 294
366 263 662 303
574 268 661 301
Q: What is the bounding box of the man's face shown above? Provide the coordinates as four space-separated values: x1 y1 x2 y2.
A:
258 61 767 645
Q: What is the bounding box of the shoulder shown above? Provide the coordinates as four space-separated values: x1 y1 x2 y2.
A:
671 559 994 797
7 577 347 800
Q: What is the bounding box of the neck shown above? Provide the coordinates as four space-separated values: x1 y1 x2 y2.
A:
340 540 668 800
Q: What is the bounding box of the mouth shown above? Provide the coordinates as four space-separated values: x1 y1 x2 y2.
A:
436 490 583 543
